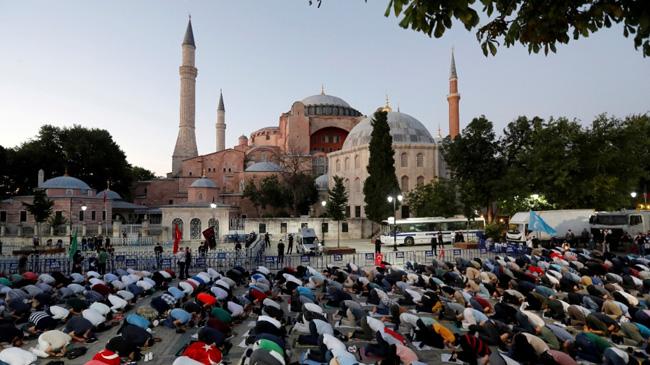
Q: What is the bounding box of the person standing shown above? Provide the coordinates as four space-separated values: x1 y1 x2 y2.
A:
287 234 294 254
264 233 270 248
430 235 438 256
176 249 186 280
437 231 444 247
374 237 381 254
277 240 285 264
97 248 108 275
154 242 163 269
184 247 192 279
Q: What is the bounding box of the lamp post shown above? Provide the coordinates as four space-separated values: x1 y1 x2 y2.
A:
321 201 327 245
81 205 87 237
387 194 403 251
631 192 638 209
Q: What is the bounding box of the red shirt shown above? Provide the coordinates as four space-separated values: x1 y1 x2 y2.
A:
183 341 222 365
92 349 121 365
197 292 217 307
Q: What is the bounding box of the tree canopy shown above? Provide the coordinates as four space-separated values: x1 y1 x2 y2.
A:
363 110 401 223
441 113 650 221
310 0 650 56
327 176 349 247
405 178 460 217
0 125 155 200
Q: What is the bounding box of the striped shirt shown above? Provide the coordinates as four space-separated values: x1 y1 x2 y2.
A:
29 311 50 326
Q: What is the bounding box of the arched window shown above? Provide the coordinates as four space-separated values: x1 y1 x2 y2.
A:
354 155 359 169
190 218 201 239
208 218 219 237
198 193 203 200
417 176 425 186
172 218 183 237
336 159 341 172
344 157 349 170
401 176 409 192
416 153 424 167
345 178 350 193
354 178 360 193
400 153 408 167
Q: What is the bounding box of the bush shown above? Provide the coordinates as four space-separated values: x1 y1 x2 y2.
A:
485 222 506 240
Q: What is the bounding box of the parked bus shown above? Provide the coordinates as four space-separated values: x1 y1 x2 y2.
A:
589 210 650 243
380 216 485 246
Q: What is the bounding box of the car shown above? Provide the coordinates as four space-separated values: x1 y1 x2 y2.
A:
296 228 322 255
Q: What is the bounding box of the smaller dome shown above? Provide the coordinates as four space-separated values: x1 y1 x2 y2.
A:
245 162 282 172
40 175 91 190
190 177 217 188
96 190 122 200
315 174 328 191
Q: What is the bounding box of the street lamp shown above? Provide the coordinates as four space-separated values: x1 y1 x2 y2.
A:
631 192 638 198
387 194 403 251
321 201 327 245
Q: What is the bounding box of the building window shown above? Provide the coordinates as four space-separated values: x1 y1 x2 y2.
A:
401 205 410 219
401 175 409 191
336 159 340 172
280 223 287 234
345 178 350 193
322 222 328 233
259 223 267 234
345 206 350 218
355 206 361 218
208 218 217 228
20 211 27 222
189 172 192 176
208 218 219 237
0 211 6 222
417 176 425 186
65 189 73 196
91 211 96 221
416 153 424 167
169 200 174 205
401 152 408 167
334 135 340 143
172 218 183 236
190 218 201 239
79 210 84 222
198 193 203 200
354 178 360 193
354 155 359 168
266 135 270 140
321 136 327 143
344 158 349 170
341 222 349 233
101 211 106 221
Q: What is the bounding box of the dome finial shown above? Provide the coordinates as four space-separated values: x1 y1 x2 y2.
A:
381 94 392 112
320 84 325 95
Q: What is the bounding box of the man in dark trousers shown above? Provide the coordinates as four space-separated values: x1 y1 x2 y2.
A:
184 247 191 279
374 237 382 254
287 234 294 254
437 231 444 247
154 242 163 269
264 233 270 248
277 240 285 264
430 235 438 256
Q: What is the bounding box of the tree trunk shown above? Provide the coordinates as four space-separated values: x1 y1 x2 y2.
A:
337 220 340 248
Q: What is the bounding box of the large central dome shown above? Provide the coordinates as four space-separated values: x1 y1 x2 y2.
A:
341 111 435 150
301 94 351 108
299 93 362 117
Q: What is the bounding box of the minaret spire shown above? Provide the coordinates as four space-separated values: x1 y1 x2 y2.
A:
172 17 199 176
216 89 226 151
447 48 460 139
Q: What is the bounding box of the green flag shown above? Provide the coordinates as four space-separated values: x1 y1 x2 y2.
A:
69 230 78 259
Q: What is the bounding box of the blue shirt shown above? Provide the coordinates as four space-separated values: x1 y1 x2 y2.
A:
472 309 489 323
170 308 191 324
168 287 184 300
126 313 150 329
635 323 650 338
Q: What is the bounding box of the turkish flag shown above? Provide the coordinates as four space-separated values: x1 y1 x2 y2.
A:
173 223 181 254
182 341 222 365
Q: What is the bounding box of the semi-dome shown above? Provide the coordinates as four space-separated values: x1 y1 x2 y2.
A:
190 177 217 188
245 161 282 172
40 175 91 190
341 111 435 150
315 174 328 191
300 93 362 117
96 189 122 200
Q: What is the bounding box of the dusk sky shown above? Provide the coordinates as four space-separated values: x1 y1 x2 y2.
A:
1 1 648 176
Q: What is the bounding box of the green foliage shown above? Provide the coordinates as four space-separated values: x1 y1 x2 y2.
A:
484 222 506 241
23 189 54 224
130 166 156 181
327 176 349 222
47 213 67 228
285 173 319 216
242 179 263 216
363 110 400 223
1 125 146 200
441 113 650 221
259 175 290 210
442 116 504 221
243 174 318 217
405 178 459 217
311 0 650 56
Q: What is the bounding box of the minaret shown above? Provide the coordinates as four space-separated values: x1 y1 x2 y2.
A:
216 89 226 151
172 17 199 176
447 48 460 139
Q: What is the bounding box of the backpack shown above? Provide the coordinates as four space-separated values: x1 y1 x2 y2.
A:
65 346 88 359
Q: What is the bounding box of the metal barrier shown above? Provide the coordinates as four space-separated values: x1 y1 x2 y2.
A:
259 248 498 271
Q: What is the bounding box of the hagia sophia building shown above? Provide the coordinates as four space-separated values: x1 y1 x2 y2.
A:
131 18 462 237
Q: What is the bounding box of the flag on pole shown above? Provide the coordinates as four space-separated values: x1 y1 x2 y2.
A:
173 224 181 254
528 210 557 236
69 230 78 259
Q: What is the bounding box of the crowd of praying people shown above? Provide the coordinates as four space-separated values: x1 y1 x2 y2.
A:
0 243 648 364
